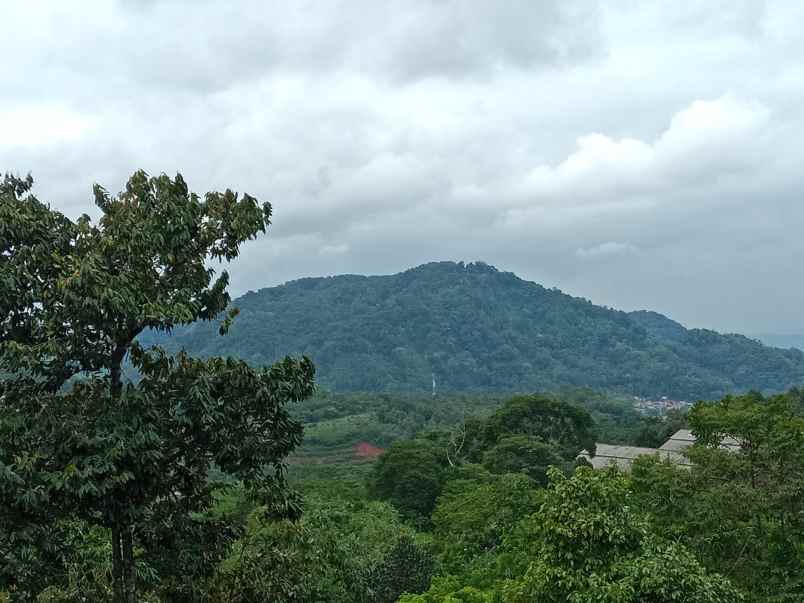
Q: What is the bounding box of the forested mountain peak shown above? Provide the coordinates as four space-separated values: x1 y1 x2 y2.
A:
150 261 804 399
627 310 688 341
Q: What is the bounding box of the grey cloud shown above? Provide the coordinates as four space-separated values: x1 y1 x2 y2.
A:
3 1 804 333
9 0 603 105
358 0 603 81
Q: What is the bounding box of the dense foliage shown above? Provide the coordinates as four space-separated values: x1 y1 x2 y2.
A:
3 173 802 602
632 390 804 601
4 374 803 601
210 493 434 602
285 388 665 484
369 395 595 525
402 466 743 603
378 390 803 603
144 261 804 399
291 391 506 457
0 172 314 601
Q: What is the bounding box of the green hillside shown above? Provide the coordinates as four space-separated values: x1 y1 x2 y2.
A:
143 261 804 399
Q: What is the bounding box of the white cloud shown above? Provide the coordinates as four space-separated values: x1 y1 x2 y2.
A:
0 106 98 150
515 94 769 211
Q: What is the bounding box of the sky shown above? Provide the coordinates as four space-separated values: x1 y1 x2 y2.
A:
3 1 804 334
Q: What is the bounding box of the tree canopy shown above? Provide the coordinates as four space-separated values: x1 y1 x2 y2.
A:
143 261 804 399
403 467 743 603
632 389 804 601
0 171 314 601
3 171 802 603
369 394 595 525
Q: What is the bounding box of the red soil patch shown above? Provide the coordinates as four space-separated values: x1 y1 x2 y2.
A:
353 441 384 459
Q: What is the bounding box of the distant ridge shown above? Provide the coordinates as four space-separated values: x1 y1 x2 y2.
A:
145 261 804 399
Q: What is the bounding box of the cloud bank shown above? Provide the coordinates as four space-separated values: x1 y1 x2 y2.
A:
3 1 804 333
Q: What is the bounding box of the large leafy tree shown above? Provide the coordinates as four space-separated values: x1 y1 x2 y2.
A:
211 494 432 602
463 394 596 463
403 467 743 603
370 394 595 526
501 467 742 603
480 435 565 485
431 471 541 575
369 439 447 525
0 172 314 602
632 390 804 601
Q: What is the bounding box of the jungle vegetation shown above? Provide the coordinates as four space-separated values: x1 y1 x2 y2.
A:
143 261 804 400
2 172 802 602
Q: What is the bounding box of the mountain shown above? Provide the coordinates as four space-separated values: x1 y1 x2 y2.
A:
144 261 804 399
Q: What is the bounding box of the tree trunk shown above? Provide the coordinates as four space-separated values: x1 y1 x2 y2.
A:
122 524 136 603
110 344 126 400
110 345 137 602
112 524 123 602
111 520 137 602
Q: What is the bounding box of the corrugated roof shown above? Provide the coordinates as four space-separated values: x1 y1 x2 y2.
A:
581 429 742 472
659 429 741 452
578 443 691 471
665 428 696 442
595 444 661 459
658 438 692 453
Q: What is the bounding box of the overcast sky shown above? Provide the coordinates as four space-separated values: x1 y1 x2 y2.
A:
3 1 803 334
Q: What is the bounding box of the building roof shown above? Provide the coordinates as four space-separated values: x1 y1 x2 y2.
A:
658 429 697 453
579 443 691 471
580 429 741 472
659 429 741 453
664 428 697 442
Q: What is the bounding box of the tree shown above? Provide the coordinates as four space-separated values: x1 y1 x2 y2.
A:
211 510 340 602
369 439 447 525
632 390 804 601
368 394 595 528
355 536 435 603
211 494 428 602
0 172 315 601
501 467 742 603
0 519 116 601
634 408 688 448
431 471 541 574
403 467 743 603
466 394 596 464
481 435 565 485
